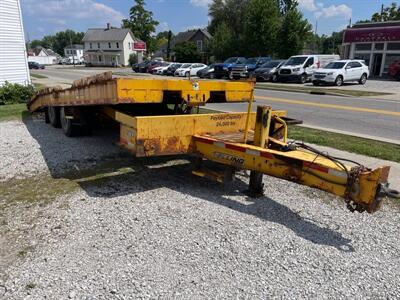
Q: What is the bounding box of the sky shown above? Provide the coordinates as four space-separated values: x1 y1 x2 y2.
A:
21 0 398 41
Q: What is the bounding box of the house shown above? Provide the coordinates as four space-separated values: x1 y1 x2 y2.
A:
64 44 84 63
82 23 146 67
341 21 400 77
0 0 30 86
28 47 61 65
155 28 212 61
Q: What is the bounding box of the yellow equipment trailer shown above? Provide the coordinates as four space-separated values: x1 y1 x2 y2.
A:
28 72 392 213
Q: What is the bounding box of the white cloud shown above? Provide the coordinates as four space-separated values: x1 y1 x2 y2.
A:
315 4 352 19
182 24 207 31
190 0 212 7
298 0 318 12
298 0 352 20
23 0 125 27
158 22 170 32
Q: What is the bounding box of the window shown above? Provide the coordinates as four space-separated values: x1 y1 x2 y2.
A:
197 40 203 52
349 62 362 68
383 54 400 73
97 43 100 49
128 42 131 50
108 42 111 48
304 57 314 67
90 43 92 49
98 55 102 62
374 43 384 50
353 53 370 66
355 43 372 51
116 42 119 48
387 43 400 51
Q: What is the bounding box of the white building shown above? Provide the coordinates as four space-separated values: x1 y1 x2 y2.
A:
28 47 60 65
64 44 84 63
82 23 146 67
0 0 30 86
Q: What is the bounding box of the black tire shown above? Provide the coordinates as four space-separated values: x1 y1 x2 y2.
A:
44 109 50 124
215 75 222 79
359 73 367 85
299 74 307 84
60 107 79 137
334 75 343 87
271 74 278 82
209 72 215 79
48 106 61 128
185 72 190 77
228 71 234 80
312 81 319 86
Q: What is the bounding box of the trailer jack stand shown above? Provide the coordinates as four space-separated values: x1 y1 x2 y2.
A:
246 172 265 197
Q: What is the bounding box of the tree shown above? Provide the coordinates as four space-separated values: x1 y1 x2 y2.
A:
123 0 159 53
173 42 201 63
28 30 84 55
276 6 312 58
371 2 400 22
209 22 235 60
245 0 280 56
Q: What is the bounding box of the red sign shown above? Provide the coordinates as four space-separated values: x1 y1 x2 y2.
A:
344 26 400 43
133 42 146 50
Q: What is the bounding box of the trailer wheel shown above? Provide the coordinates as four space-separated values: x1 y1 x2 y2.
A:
48 106 61 128
44 109 50 124
60 107 78 137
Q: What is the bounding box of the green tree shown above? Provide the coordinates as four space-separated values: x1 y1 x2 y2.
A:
209 22 235 60
245 0 280 56
29 30 84 55
276 6 312 58
123 0 159 53
371 2 400 22
173 42 201 63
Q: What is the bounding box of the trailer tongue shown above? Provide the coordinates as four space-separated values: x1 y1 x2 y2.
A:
28 72 391 213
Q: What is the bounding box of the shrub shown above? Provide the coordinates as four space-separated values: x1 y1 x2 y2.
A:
0 82 35 105
129 53 138 66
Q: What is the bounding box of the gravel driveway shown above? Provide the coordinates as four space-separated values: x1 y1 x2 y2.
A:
0 115 399 299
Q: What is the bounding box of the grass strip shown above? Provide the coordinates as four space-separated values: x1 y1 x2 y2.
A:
256 83 391 97
0 103 28 122
289 126 400 163
30 73 48 79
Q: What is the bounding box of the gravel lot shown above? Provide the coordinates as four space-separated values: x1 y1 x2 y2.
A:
1 116 399 299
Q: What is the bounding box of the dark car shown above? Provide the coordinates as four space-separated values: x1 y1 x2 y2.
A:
132 61 150 73
197 64 216 78
230 57 271 79
253 60 286 82
164 63 182 76
28 61 45 69
213 57 247 79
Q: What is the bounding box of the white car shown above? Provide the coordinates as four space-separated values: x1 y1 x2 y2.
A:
155 63 173 75
174 63 207 77
312 60 369 86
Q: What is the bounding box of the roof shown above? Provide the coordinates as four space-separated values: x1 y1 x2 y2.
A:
32 47 61 57
158 28 212 51
352 20 400 29
65 44 84 50
83 27 139 42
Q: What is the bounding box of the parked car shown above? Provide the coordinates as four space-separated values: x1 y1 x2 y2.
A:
174 63 207 77
164 63 182 76
147 61 165 74
197 64 216 78
278 54 340 83
253 60 286 82
213 57 247 79
230 57 271 79
312 60 369 86
155 63 173 75
28 61 45 69
132 61 149 73
388 60 400 81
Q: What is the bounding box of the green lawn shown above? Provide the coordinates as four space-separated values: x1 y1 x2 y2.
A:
0 103 28 122
289 126 400 163
30 73 48 79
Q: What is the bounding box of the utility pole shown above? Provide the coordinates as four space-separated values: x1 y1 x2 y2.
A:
166 30 172 61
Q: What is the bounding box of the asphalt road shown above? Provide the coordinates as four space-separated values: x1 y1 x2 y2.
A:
31 67 400 143
210 89 400 143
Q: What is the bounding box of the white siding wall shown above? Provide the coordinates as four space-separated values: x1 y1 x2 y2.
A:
0 0 30 86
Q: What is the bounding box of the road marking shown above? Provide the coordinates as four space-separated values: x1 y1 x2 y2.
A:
255 95 400 117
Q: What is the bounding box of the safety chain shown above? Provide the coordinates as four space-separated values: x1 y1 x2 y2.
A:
344 165 367 213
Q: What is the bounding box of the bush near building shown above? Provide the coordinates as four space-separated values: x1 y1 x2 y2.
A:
0 82 35 105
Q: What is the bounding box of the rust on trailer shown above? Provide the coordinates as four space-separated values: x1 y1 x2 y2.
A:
28 72 255 112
